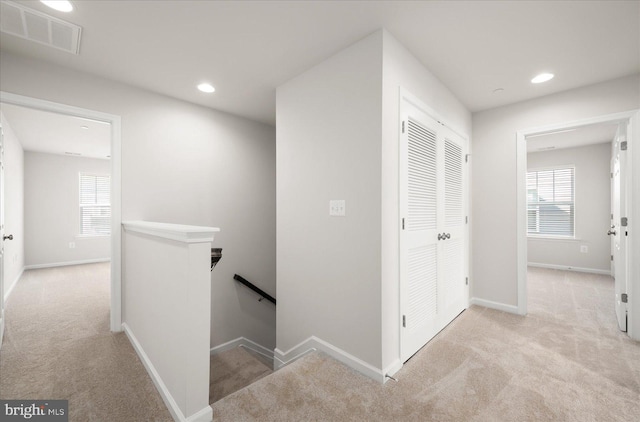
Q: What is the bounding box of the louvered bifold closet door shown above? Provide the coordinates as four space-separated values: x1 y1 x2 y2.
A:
440 132 466 317
400 96 468 363
400 112 440 361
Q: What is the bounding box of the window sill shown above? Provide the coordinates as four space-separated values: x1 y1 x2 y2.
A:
76 234 111 239
527 235 581 242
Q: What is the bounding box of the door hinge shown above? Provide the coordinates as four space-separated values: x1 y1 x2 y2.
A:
402 218 405 230
402 315 406 328
621 141 628 151
611 255 614 261
402 121 405 133
621 217 628 227
465 277 469 286
465 154 469 163
465 216 468 224
621 293 628 303
610 172 613 179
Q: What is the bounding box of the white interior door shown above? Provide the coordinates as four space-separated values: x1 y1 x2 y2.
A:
0 123 5 346
400 97 467 362
611 125 628 332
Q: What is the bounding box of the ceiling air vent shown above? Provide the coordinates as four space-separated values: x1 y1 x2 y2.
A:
0 0 81 54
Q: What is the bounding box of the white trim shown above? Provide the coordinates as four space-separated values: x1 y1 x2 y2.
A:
210 337 274 366
0 91 123 333
399 88 469 142
274 336 388 384
517 110 639 317
122 221 220 244
383 359 403 380
123 323 212 422
469 297 519 314
185 406 213 422
3 266 24 302
527 262 611 276
24 258 110 270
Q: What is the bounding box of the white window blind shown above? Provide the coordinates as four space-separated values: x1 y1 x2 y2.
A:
527 167 574 237
79 173 110 236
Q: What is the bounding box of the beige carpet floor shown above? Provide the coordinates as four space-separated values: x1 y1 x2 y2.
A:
210 347 273 403
3 264 639 421
0 263 173 422
212 267 640 421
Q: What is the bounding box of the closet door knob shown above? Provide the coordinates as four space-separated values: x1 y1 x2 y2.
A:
3 234 13 241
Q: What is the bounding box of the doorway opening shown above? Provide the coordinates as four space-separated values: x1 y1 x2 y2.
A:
516 110 638 337
0 91 122 332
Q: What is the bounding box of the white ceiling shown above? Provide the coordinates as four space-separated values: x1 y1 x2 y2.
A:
1 102 110 159
526 122 618 153
0 1 639 127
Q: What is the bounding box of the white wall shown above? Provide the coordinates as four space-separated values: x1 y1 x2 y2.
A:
276 29 472 375
527 143 612 273
276 31 383 367
1 112 24 299
0 52 276 350
24 151 110 267
380 30 471 372
123 222 214 422
472 74 640 308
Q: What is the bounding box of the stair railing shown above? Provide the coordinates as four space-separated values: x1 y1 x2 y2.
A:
233 274 276 305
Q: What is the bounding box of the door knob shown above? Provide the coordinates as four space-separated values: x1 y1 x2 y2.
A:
607 230 616 236
3 234 13 240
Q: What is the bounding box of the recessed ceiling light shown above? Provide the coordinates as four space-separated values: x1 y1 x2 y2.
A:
40 1 74 12
197 83 215 93
492 88 504 94
80 125 89 130
531 73 554 84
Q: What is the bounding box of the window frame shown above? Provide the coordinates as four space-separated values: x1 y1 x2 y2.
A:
526 165 576 239
78 172 111 237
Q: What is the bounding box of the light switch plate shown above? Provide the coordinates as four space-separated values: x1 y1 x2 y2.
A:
329 200 346 216
580 245 588 253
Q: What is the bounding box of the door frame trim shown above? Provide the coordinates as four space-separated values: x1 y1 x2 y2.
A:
0 91 123 332
516 110 639 337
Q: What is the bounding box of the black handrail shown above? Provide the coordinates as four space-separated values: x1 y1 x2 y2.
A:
233 274 276 305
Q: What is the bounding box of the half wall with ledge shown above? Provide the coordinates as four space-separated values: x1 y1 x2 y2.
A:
122 220 220 422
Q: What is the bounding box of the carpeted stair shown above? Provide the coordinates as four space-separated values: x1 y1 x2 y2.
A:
209 346 274 403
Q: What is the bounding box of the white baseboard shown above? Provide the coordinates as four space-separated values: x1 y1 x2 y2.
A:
274 336 388 384
383 359 403 381
470 297 520 314
24 258 110 270
185 406 213 422
527 262 610 276
123 323 212 422
210 337 274 362
4 266 24 302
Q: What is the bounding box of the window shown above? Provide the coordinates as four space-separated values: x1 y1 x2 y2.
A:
527 167 574 237
79 173 110 236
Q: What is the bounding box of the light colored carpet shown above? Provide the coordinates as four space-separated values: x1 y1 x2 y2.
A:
3 264 638 421
0 263 173 422
212 267 640 421
210 347 273 403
